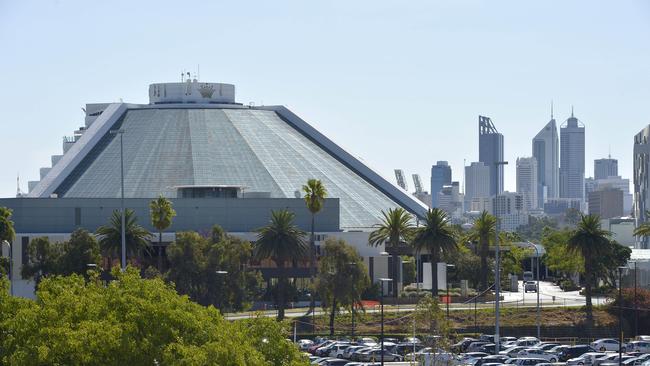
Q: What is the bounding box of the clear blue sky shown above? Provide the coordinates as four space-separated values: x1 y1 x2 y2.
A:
1 0 649 198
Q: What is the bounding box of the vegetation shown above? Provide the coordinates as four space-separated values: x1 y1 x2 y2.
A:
0 269 307 366
254 209 308 320
0 207 14 243
302 178 327 311
315 238 369 336
368 207 414 296
412 208 458 295
607 288 650 333
96 209 152 267
149 195 176 271
468 211 496 291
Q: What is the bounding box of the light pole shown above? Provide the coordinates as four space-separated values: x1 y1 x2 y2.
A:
633 261 638 337
109 129 126 271
1 240 11 296
618 266 626 366
216 270 228 312
446 264 455 320
526 241 541 339
379 277 393 366
348 262 358 339
494 160 508 354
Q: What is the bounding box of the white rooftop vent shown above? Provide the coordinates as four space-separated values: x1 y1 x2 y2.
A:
149 81 235 104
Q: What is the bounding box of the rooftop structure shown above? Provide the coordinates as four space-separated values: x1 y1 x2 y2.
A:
479 116 504 196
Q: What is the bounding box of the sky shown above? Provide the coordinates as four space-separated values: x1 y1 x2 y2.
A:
1 0 649 198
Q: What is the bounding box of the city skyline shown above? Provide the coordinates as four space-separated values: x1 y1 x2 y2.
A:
1 0 649 198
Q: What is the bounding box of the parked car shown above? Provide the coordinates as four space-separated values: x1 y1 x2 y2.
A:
321 359 348 366
627 341 650 353
342 346 365 359
599 356 639 366
481 335 497 343
566 352 607 366
523 271 534 281
534 343 561 351
480 344 507 354
474 355 511 366
328 344 352 358
517 337 541 347
453 338 479 353
469 342 492 353
524 281 538 293
517 348 559 362
501 347 528 357
548 345 570 357
395 343 425 356
360 349 402 362
558 345 596 362
510 357 549 366
350 347 375 361
459 352 490 364
591 339 623 352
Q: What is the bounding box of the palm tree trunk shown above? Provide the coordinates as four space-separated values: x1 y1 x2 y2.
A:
480 236 488 291
584 259 594 326
157 231 163 272
310 214 316 312
329 297 337 336
431 247 440 296
277 262 286 321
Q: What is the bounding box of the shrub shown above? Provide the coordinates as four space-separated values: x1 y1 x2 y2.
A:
606 288 650 332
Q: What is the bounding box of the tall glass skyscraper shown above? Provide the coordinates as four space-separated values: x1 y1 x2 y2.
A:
430 161 452 208
559 109 585 202
479 116 504 196
532 114 559 207
594 157 618 179
634 125 650 248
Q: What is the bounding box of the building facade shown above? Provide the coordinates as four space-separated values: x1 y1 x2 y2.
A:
559 110 586 204
491 191 528 231
430 161 452 208
594 157 618 180
516 157 538 211
532 117 559 207
588 188 624 219
479 116 505 196
464 161 490 210
634 125 650 249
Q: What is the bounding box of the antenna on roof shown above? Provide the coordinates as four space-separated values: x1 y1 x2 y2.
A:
16 172 22 197
181 71 185 82
550 100 554 119
571 105 574 118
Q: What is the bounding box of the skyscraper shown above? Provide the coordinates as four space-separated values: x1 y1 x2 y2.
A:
430 161 451 208
479 116 504 196
594 157 618 179
464 161 490 209
560 109 585 203
516 157 538 210
532 110 559 207
633 125 650 248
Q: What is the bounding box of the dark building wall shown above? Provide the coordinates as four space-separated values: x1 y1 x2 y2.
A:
0 197 340 234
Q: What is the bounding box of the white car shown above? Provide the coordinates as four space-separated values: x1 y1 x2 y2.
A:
517 348 559 363
510 358 549 366
501 347 528 357
298 339 314 351
566 352 608 366
591 339 623 352
627 341 650 353
517 337 541 347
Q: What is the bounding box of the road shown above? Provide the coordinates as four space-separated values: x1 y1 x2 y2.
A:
225 281 605 320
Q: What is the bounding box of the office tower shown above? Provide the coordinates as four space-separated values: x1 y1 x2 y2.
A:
560 109 585 203
532 110 559 207
479 116 504 196
491 191 528 231
465 162 490 209
438 182 463 219
431 161 451 208
634 125 650 248
394 169 408 191
588 188 624 219
516 157 538 210
594 157 618 179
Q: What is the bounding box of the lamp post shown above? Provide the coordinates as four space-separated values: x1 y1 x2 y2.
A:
526 241 541 339
109 129 126 271
307 292 315 336
446 264 455 320
348 262 358 339
216 270 228 312
633 261 638 337
493 161 508 354
379 277 393 366
617 266 627 366
1 240 11 296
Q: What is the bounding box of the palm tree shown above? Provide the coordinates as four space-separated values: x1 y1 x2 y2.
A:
567 214 611 324
149 195 176 272
368 207 414 296
412 208 458 295
634 210 650 238
468 211 497 291
96 209 152 268
254 209 308 321
303 178 327 312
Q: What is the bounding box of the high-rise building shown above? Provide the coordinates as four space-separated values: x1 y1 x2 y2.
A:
491 191 528 231
516 157 538 210
479 116 504 196
560 109 585 203
532 112 559 207
464 162 490 209
594 157 618 179
588 188 623 219
586 175 633 214
633 125 650 248
431 161 451 208
438 182 463 219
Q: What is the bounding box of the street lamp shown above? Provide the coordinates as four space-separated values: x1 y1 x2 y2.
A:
1 240 11 296
525 241 541 339
306 292 315 336
348 262 358 339
446 264 455 320
109 129 126 271
379 277 393 366
216 270 228 312
493 160 508 354
617 266 627 366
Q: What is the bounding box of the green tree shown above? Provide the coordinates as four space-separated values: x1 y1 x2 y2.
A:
302 178 327 312
413 293 451 346
96 209 152 268
149 195 176 272
0 269 307 366
468 211 497 291
411 208 457 296
59 228 102 276
0 207 15 243
315 238 369 336
542 228 583 275
634 210 650 239
368 207 414 296
402 256 416 285
254 210 308 320
567 214 612 324
20 237 62 285
593 240 631 288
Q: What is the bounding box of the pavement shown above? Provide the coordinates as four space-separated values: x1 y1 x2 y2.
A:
225 281 608 320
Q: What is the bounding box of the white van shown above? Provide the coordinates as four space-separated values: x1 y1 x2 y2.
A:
523 271 534 282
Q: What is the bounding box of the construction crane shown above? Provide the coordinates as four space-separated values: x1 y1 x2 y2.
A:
394 169 408 191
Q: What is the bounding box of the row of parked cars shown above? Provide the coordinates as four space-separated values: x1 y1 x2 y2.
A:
297 334 650 366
